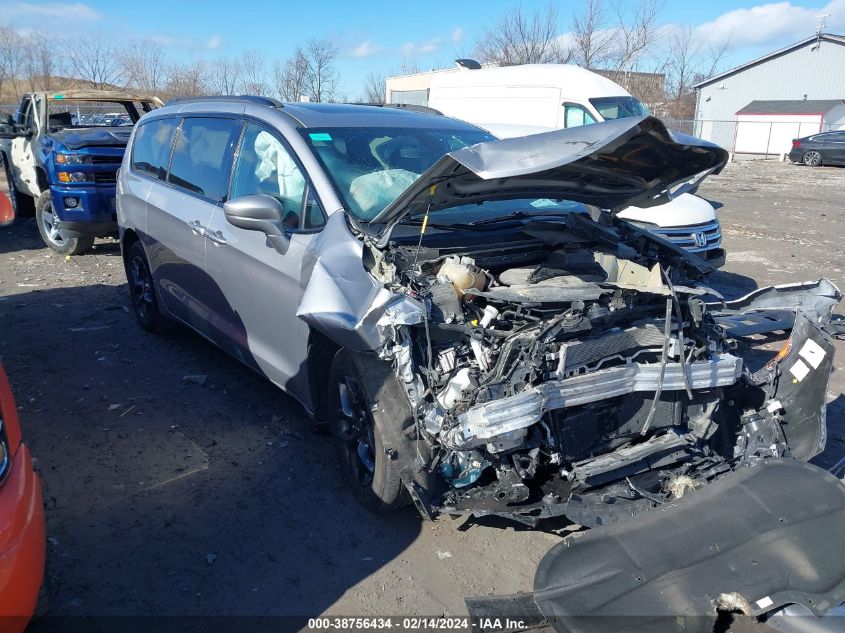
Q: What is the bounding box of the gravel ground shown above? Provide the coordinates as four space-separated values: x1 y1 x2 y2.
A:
1 159 844 630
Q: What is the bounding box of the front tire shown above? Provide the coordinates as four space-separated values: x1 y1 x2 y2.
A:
124 240 171 333
329 350 412 513
35 191 94 254
802 150 822 166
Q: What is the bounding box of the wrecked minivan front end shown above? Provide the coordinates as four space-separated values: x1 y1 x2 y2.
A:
294 115 845 630
298 116 841 529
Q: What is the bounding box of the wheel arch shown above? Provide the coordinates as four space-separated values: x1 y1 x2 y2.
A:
306 328 341 422
34 166 48 193
121 227 141 258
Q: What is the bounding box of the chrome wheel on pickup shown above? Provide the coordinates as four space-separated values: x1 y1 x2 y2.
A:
35 192 94 255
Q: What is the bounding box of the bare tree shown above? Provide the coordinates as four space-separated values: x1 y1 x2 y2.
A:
209 55 243 95
165 61 208 98
361 71 386 104
238 50 267 95
664 26 729 117
398 58 421 75
474 3 570 66
119 42 167 93
570 0 616 69
611 0 661 72
303 38 338 102
0 25 25 100
272 50 308 101
21 36 60 92
65 32 123 89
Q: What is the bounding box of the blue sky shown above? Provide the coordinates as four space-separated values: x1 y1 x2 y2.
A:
6 0 845 97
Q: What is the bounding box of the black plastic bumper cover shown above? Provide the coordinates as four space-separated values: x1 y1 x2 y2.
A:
469 459 845 633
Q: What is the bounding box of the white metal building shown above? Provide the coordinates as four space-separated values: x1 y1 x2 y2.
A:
694 33 845 150
733 100 845 155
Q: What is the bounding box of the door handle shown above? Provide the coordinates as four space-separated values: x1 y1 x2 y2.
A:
187 220 207 237
205 230 227 246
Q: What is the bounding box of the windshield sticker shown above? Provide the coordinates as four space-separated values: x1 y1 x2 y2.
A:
530 198 558 208
309 132 332 142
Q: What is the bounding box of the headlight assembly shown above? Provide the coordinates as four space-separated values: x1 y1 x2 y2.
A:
56 153 92 165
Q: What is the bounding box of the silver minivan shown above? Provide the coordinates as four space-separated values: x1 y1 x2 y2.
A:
117 98 845 626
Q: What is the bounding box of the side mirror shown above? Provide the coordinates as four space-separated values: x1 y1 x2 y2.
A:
223 194 290 255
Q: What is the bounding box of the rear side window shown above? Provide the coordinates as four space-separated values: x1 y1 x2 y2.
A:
131 118 178 179
168 117 240 201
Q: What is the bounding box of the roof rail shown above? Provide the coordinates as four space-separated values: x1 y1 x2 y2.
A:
165 95 284 108
364 103 443 116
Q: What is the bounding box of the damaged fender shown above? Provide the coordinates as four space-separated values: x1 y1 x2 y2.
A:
297 211 423 352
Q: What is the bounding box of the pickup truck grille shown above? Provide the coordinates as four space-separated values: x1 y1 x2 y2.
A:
649 220 722 253
91 155 121 165
93 172 117 184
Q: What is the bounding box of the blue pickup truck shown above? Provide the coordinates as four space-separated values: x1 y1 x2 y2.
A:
0 90 161 254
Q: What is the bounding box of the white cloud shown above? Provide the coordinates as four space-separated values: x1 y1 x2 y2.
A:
451 27 464 45
401 38 442 56
695 0 845 47
206 34 223 50
5 2 101 20
350 40 380 58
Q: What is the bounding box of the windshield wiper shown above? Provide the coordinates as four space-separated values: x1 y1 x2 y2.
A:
399 218 476 231
467 211 575 226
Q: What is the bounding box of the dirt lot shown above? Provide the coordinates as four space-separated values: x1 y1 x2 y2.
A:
1 160 844 630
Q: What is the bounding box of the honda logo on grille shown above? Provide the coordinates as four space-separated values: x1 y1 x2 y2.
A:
691 232 708 247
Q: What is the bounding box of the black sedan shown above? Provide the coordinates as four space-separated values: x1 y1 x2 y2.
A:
788 129 845 166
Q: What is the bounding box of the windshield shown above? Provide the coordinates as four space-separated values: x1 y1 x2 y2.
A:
589 96 650 120
300 126 493 221
46 100 157 129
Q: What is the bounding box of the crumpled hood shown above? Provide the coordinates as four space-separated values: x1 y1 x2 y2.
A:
369 116 728 229
49 127 133 150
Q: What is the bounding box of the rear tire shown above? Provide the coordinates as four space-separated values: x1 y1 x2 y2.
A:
328 350 413 513
35 191 94 254
802 150 822 166
2 155 35 217
124 239 171 333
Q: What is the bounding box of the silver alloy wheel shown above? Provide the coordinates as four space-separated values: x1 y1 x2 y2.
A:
803 150 822 166
39 204 66 246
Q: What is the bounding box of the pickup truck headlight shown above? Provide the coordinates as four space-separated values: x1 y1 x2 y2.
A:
56 153 92 165
57 171 91 183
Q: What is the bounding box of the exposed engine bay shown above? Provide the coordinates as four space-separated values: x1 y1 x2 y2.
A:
294 115 843 527
364 216 840 525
